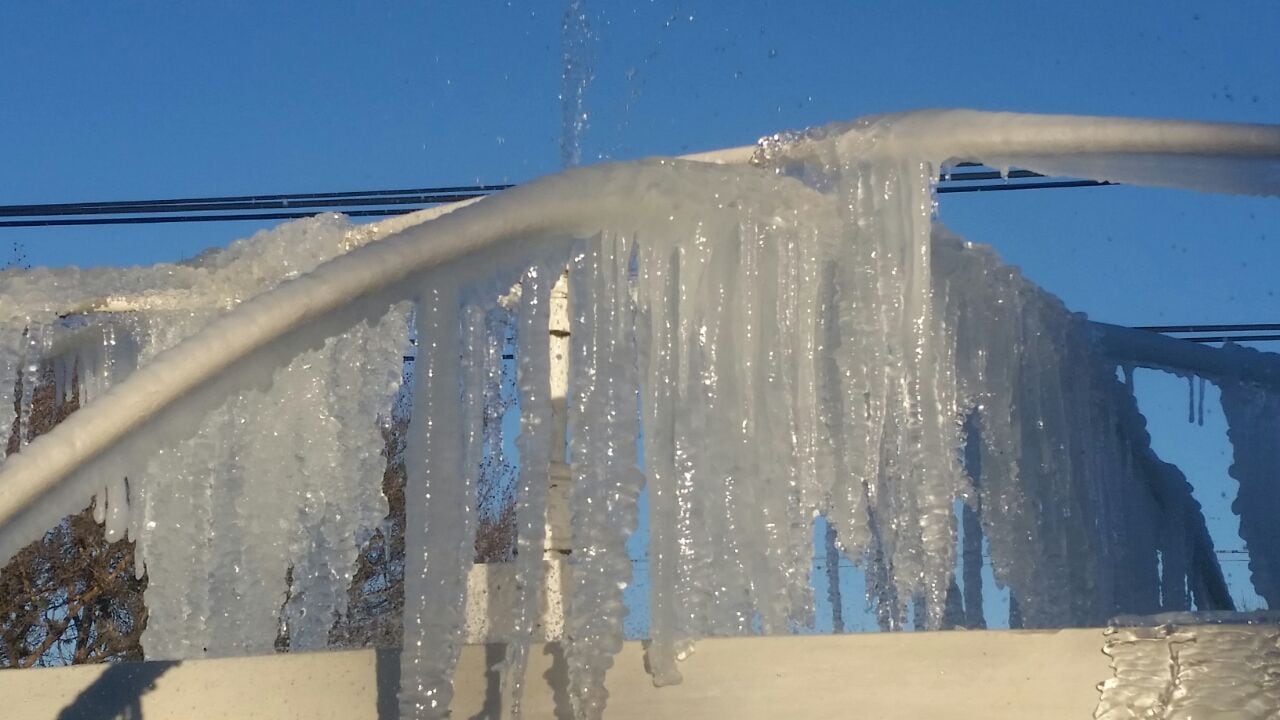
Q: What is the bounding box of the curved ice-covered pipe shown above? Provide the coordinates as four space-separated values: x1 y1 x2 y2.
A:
773 109 1280 196
0 110 1278 560
0 163 681 560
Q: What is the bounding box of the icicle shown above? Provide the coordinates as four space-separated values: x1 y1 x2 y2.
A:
565 231 644 720
1188 375 1196 424
17 323 42 447
1197 376 1206 426
138 410 223 660
501 263 554 719
278 345 352 651
0 326 23 456
52 354 68 409
282 307 407 651
399 279 476 720
206 390 287 657
637 235 687 684
103 473 129 542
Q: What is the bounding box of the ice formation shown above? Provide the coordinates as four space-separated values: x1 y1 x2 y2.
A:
0 111 1277 719
0 214 413 659
1096 612 1280 719
1218 357 1280 609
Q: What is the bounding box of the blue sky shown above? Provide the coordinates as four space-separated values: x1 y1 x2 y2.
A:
2 2 1276 623
3 1 1276 267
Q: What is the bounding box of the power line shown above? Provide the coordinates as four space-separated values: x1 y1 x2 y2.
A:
0 185 508 228
0 166 1110 228
5 176 1271 348
0 184 512 216
937 178 1112 193
1137 323 1280 334
1182 334 1280 344
0 207 447 229
1134 323 1280 345
938 162 1114 193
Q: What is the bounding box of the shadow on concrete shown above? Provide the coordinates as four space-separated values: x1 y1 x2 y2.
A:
462 644 503 720
57 660 180 720
541 642 573 720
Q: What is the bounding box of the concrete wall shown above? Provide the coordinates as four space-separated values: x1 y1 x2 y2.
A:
0 628 1110 719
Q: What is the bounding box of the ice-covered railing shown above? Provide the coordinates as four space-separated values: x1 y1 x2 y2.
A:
0 111 1278 720
1096 611 1280 716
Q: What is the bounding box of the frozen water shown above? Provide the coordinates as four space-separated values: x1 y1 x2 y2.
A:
0 111 1276 719
0 213 413 659
399 277 474 717
1096 612 1280 719
565 231 645 717
1217 357 1280 608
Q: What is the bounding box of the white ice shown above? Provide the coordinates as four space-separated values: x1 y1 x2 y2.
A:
0 111 1275 720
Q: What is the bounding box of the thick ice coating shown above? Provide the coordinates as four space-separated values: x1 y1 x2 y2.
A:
0 111 1277 720
0 215 411 661
1096 612 1280 720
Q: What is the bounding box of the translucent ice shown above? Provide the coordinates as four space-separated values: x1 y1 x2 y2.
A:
0 111 1275 720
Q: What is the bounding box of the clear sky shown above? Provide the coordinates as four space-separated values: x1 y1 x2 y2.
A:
1 1 1276 622
3 1 1276 268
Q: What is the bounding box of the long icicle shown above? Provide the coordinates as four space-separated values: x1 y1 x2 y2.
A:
399 279 476 720
502 263 554 719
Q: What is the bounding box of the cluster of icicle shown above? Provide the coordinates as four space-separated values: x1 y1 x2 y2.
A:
0 214 412 658
396 130 1238 717
1 113 1275 720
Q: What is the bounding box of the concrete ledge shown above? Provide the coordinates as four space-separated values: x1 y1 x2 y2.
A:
0 628 1110 719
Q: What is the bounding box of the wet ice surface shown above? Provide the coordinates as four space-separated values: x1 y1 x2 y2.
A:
1097 612 1280 719
0 111 1277 719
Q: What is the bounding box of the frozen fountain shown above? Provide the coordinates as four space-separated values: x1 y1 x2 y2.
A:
0 110 1278 719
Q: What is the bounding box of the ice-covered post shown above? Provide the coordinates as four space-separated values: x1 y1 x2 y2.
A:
463 272 571 644
542 270 573 638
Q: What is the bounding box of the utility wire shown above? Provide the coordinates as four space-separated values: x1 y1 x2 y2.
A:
937 178 1112 193
0 206 476 229
0 193 490 219
1137 323 1280 334
0 185 511 217
0 184 505 228
1181 334 1280 344
938 162 1114 192
5 175 1269 348
0 166 1110 228
1133 323 1280 345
